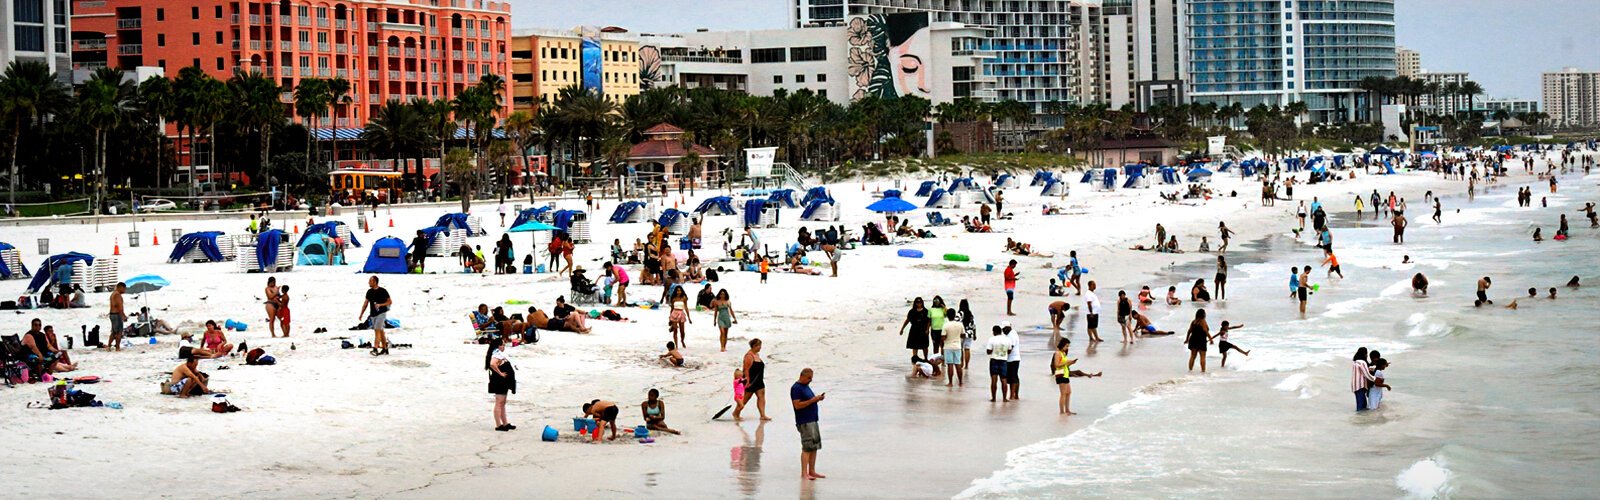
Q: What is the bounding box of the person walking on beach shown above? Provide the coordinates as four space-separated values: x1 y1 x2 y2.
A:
1003 260 1020 316
106 282 126 351
1052 338 1077 415
1298 267 1312 316
1215 256 1229 301
712 290 738 352
1083 281 1102 343
605 262 630 307
928 297 948 355
1067 251 1083 295
1185 309 1210 373
1433 199 1443 224
959 299 977 373
1218 222 1235 253
941 309 965 387
1322 249 1343 278
408 231 429 273
1391 211 1408 244
986 326 1012 402
1289 266 1301 299
791 368 826 480
899 298 932 367
359 276 393 356
1210 321 1250 367
264 277 281 337
667 286 692 350
734 339 771 421
486 336 516 431
1354 195 1364 220
1351 347 1376 411
1116 290 1134 344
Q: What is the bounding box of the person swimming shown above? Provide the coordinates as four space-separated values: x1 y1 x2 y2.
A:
1568 276 1581 288
1412 273 1429 296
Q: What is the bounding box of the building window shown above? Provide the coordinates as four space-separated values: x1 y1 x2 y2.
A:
158 59 165 69
818 89 827 98
214 5 222 18
158 34 166 47
773 75 783 84
156 8 164 21
817 73 826 82
216 58 225 70
192 58 200 68
796 74 806 83
216 32 224 44
191 6 199 19
192 32 201 45
789 46 826 62
751 48 786 64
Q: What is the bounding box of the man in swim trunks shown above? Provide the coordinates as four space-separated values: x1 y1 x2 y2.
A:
1129 310 1173 336
1083 281 1102 343
1003 260 1019 316
1047 301 1070 345
166 356 210 398
1476 277 1493 305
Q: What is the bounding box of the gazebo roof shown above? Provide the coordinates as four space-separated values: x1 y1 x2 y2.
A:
642 123 686 136
628 123 720 161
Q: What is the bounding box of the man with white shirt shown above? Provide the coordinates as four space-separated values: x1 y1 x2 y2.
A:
1083 281 1102 343
1003 322 1021 400
985 325 1011 402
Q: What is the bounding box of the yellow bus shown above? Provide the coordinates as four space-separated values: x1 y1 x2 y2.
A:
328 169 402 205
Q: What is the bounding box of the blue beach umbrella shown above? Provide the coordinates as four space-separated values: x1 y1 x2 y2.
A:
866 197 917 213
508 221 559 232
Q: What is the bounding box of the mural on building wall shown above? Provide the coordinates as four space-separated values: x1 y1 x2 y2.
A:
580 26 604 94
637 45 662 90
846 13 932 101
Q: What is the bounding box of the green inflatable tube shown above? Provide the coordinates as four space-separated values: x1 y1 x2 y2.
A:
943 253 971 262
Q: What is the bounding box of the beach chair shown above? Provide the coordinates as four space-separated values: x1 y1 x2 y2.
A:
925 212 955 227
469 312 499 339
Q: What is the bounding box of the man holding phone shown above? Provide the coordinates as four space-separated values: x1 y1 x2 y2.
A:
792 368 826 480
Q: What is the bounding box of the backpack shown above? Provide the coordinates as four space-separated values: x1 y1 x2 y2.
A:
245 348 266 365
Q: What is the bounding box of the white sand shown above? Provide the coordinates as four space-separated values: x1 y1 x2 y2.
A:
0 160 1470 498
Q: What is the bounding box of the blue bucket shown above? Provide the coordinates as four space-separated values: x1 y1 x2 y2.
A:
542 425 558 442
634 425 649 438
985 263 994 272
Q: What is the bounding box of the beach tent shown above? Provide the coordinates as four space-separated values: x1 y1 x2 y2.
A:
767 189 799 208
881 189 903 199
0 241 29 279
1078 171 1095 183
1031 171 1054 186
362 237 410 274
1040 177 1069 196
996 173 1020 188
296 232 346 266
948 177 981 192
743 199 777 227
436 213 486 236
167 231 228 263
914 180 938 197
694 196 739 216
299 221 360 248
658 208 691 234
801 196 838 221
1122 165 1148 189
511 206 554 228
966 187 997 205
1284 157 1303 171
1333 155 1347 168
609 201 653 223
1159 166 1180 185
1097 169 1118 191
802 186 831 205
925 188 959 208
26 252 94 293
1186 167 1214 182
248 229 292 272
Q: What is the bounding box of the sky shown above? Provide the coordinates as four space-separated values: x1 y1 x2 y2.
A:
514 0 1600 101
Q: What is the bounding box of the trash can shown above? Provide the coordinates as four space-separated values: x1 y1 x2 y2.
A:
171 229 183 242
128 231 141 248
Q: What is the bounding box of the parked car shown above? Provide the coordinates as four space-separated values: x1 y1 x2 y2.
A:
138 199 177 212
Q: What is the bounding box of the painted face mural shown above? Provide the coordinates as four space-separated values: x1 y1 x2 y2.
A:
846 13 933 101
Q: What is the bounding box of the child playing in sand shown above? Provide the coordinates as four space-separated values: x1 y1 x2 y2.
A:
1166 286 1182 305
659 341 685 367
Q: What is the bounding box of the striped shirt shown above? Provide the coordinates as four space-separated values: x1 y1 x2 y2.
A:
1352 360 1375 392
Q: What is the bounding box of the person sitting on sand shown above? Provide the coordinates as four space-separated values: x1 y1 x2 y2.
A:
201 320 235 357
641 388 681 435
911 354 943 378
582 399 621 441
1048 279 1066 297
1166 286 1182 306
492 306 527 338
659 341 685 367
164 356 211 398
1533 227 1543 242
1197 237 1210 253
1129 310 1174 336
1412 273 1429 296
1138 286 1155 305
137 307 177 335
1164 236 1183 253
787 252 822 275
472 304 497 331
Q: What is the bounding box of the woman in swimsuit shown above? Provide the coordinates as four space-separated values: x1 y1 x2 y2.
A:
712 290 738 352
203 321 235 357
733 338 771 421
486 337 516 431
667 286 692 349
641 388 680 435
1185 309 1210 373
264 277 280 337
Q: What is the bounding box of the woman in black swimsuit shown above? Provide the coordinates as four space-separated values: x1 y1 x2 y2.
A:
899 298 932 363
734 338 770 421
1185 309 1210 373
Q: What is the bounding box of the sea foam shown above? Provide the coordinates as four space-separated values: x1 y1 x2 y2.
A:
1396 457 1453 498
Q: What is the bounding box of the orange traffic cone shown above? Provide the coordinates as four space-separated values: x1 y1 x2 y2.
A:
363 220 370 233
388 217 394 228
152 233 159 246
113 237 121 256
292 223 299 234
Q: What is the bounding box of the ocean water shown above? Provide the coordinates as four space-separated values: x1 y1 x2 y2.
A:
960 173 1600 498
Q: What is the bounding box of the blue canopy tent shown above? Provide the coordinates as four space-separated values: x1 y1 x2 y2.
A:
694 196 739 216
924 188 956 207
0 241 28 279
1218 161 1235 173
610 201 650 223
26 252 94 294
658 208 690 228
1079 171 1095 183
167 231 227 263
881 189 903 199
296 232 346 266
1031 171 1055 186
1121 164 1146 189
914 180 938 197
767 189 799 208
801 186 831 205
436 213 486 236
511 206 554 228
1040 178 1068 196
1186 167 1214 182
1284 157 1303 172
743 199 768 227
996 173 1017 187
551 210 583 232
248 230 287 272
1333 155 1347 168
298 221 360 248
948 177 980 192
362 237 410 274
1099 168 1119 190
801 196 837 220
1160 166 1180 184
1371 146 1402 157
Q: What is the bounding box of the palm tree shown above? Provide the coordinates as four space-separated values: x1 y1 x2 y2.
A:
77 67 135 213
135 76 175 189
362 99 425 191
326 77 351 170
0 61 68 206
293 78 330 176
192 76 228 192
442 147 476 213
1459 80 1484 119
600 134 631 199
417 99 457 186
229 70 283 194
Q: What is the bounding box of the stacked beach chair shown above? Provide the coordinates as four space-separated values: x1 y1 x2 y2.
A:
466 215 485 236
179 237 237 262
0 247 25 280
426 229 469 257
233 234 296 273
566 212 592 243
71 257 120 292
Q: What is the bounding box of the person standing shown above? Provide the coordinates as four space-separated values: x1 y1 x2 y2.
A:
1004 323 1022 400
1432 198 1442 224
1116 290 1134 344
994 190 1005 217
486 336 516 431
1351 347 1376 411
1067 251 1083 295
107 282 126 351
1185 309 1210 373
1083 281 1102 342
1354 195 1364 220
1003 260 1020 316
1215 256 1229 301
985 326 1011 402
1298 266 1312 316
941 309 965 387
605 262 630 307
360 276 393 356
958 299 977 373
1218 221 1235 253
264 277 281 337
734 338 771 421
277 285 293 337
898 298 932 366
408 230 430 273
791 368 826 480
1052 338 1077 415
928 296 948 355
712 289 738 352
1391 211 1408 244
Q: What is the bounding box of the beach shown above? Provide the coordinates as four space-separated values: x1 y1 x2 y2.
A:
3 155 1596 499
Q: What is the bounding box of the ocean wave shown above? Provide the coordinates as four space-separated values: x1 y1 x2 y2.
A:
1395 456 1454 498
1272 373 1317 399
1405 313 1457 338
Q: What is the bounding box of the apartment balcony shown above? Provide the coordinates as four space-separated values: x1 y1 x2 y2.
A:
249 40 261 50
368 70 379 79
405 47 417 57
116 44 142 55
389 70 401 80
336 20 347 29
279 92 292 102
300 42 311 51
74 39 107 50
76 61 108 70
336 69 348 79
117 18 141 29
366 22 377 31
280 41 292 51
466 51 476 60
465 28 477 37
298 17 311 27
429 26 439 35
432 72 442 81
231 13 239 23
300 67 311 76
337 118 353 127
335 44 346 53
368 46 378 56
453 74 464 82
279 15 290 25
250 14 261 24
429 49 440 58
452 27 463 36
231 40 240 50
451 50 463 59
406 71 417 81
317 18 329 28
496 53 505 61
387 47 400 56
280 67 292 77
318 43 330 51
318 68 330 77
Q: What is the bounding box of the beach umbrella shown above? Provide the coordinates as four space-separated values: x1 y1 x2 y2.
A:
508 221 559 232
123 274 170 310
866 197 917 213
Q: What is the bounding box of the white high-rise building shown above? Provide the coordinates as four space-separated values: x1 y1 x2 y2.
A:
1186 0 1397 124
1101 0 1186 109
791 0 1107 120
1417 71 1471 114
0 0 71 80
1542 67 1600 128
1396 46 1419 78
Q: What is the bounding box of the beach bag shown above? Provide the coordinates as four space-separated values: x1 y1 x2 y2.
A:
601 310 622 321
245 348 266 365
0 300 15 310
48 384 70 409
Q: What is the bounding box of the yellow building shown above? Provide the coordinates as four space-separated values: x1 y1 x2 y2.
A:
511 27 640 115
